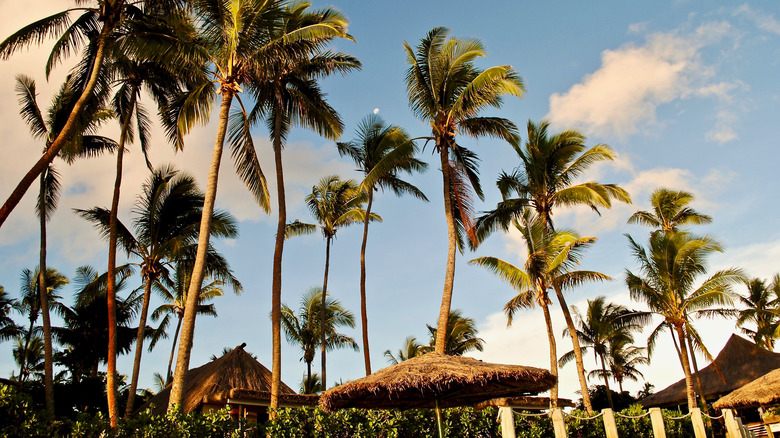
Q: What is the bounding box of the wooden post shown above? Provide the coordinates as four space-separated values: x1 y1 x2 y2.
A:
735 417 750 438
551 407 567 438
603 408 619 438
690 408 708 438
650 408 667 438
499 407 516 438
724 409 743 438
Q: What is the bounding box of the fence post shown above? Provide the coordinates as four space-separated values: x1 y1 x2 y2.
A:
690 408 708 438
724 409 743 438
499 407 516 438
650 408 667 438
551 407 567 438
603 408 619 438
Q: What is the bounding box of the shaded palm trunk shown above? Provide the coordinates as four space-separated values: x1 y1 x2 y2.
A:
359 189 373 375
542 300 558 407
169 91 233 410
321 236 332 389
166 313 183 384
599 353 614 410
553 286 593 413
38 170 54 413
0 26 110 228
270 103 286 414
125 275 153 416
674 324 697 410
19 312 37 383
106 89 137 426
435 145 457 354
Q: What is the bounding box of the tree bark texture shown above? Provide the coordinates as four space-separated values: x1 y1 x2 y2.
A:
359 189 373 375
435 144 457 354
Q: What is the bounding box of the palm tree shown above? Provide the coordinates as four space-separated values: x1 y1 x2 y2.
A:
167 0 355 411
13 336 45 383
604 339 648 393
404 27 525 354
0 0 183 229
560 297 648 409
737 276 780 350
627 188 712 234
470 210 610 409
384 336 424 365
300 373 322 395
0 286 22 344
280 287 359 388
286 176 375 389
475 120 630 412
336 114 428 375
424 309 485 356
625 231 744 410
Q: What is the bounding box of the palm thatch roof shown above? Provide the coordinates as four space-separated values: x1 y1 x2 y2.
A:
641 334 780 408
474 396 574 410
319 352 555 411
713 368 780 409
142 343 301 415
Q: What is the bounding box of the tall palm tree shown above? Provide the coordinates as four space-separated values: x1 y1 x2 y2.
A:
738 276 780 350
625 231 744 410
475 120 630 412
424 309 485 356
167 0 355 411
336 114 427 375
280 287 359 388
470 210 610 408
405 27 525 354
627 188 712 234
560 296 648 409
0 0 184 229
286 176 375 389
15 73 115 411
76 165 239 414
384 336 424 365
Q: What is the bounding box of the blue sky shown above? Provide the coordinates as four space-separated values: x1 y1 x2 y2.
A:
1 0 780 401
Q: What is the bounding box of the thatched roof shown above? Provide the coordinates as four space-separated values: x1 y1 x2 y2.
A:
226 389 319 407
713 368 780 409
319 352 555 411
641 334 780 408
142 344 297 414
474 396 574 410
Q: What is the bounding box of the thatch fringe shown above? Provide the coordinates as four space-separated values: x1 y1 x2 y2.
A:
713 368 780 409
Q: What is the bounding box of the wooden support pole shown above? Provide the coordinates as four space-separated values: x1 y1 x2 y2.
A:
551 407 567 438
690 408 708 438
724 409 743 438
650 408 667 438
603 408 619 438
499 407 516 438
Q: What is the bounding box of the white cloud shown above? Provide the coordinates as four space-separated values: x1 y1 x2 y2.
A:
735 4 780 36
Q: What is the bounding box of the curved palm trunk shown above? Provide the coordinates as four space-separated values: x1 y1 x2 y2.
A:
359 189 373 375
125 275 153 416
541 301 558 408
0 26 110 228
19 312 37 383
553 287 593 413
685 329 708 410
673 324 697 410
166 314 183 384
435 145 457 353
599 353 614 410
38 171 54 413
169 91 233 411
270 105 286 414
321 236 332 390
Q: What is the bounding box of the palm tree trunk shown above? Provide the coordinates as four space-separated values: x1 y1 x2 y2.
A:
542 300 558 408
125 275 153 417
19 315 35 383
359 189 373 375
0 25 110 229
685 329 708 410
435 145 457 354
599 353 614 410
166 315 182 385
169 90 233 411
38 171 54 413
106 89 137 427
553 286 593 413
270 104 286 415
321 236 332 390
674 324 697 410
306 360 312 383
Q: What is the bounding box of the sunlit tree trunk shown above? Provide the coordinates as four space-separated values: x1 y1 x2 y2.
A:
553 286 593 413
321 236 332 389
674 324 698 410
359 189 373 375
599 353 614 410
125 273 153 416
542 299 558 408
435 143 457 354
169 90 233 410
270 100 286 415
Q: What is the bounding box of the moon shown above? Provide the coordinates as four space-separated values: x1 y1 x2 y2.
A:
373 108 380 114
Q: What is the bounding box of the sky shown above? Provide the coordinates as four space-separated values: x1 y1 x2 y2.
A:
1 0 780 404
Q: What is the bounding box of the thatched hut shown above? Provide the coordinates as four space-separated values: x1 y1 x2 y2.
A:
713 368 780 410
474 396 574 410
319 352 555 411
641 334 780 408
142 344 317 420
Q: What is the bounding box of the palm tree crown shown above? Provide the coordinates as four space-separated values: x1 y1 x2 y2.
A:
627 188 712 234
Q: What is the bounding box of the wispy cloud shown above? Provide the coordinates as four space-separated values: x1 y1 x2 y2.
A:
735 4 780 36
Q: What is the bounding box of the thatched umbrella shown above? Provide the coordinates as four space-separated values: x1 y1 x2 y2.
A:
713 368 780 410
319 352 555 437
